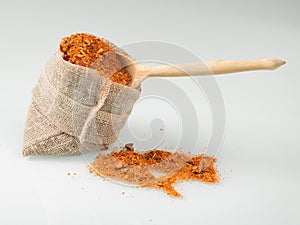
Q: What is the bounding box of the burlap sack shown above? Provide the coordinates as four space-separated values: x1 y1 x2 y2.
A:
23 46 140 156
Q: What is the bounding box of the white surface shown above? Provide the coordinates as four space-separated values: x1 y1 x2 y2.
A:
0 0 299 225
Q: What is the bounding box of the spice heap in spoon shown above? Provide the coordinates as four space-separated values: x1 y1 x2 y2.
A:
60 33 132 86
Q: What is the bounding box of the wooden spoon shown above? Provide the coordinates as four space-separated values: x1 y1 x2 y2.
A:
117 53 286 88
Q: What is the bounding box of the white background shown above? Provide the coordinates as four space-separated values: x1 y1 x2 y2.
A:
0 0 299 224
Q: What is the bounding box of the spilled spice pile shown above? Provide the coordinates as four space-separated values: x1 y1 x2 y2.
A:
89 146 219 198
60 33 132 86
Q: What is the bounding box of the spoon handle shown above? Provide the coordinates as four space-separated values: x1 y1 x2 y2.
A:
146 58 286 77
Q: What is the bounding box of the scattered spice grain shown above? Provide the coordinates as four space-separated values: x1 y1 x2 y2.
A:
90 148 219 198
125 143 134 151
60 33 132 86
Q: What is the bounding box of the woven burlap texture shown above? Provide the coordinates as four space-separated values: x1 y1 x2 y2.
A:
23 48 140 156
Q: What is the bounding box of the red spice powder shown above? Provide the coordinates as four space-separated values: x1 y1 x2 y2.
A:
60 33 132 86
90 149 219 198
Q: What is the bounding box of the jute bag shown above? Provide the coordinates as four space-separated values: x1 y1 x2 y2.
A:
23 44 140 156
